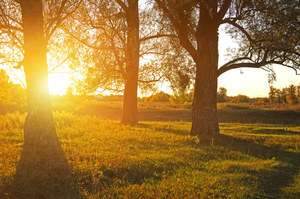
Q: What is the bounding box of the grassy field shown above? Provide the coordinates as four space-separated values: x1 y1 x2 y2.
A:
0 102 299 198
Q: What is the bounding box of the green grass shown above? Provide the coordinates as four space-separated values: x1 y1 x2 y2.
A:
0 111 299 198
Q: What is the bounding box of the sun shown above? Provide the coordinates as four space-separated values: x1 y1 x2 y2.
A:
48 73 72 95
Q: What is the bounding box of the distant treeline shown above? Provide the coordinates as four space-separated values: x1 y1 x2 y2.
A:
1 66 299 106
268 85 300 105
141 85 300 105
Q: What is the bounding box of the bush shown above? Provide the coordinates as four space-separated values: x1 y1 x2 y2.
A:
144 91 171 102
231 95 250 103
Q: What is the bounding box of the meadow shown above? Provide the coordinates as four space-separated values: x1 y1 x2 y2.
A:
0 101 299 198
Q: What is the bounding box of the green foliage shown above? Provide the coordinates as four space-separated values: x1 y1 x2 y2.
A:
269 86 276 103
297 85 300 104
0 70 26 106
0 70 12 104
286 85 298 105
269 84 299 105
0 112 299 198
217 87 228 103
255 97 269 104
231 95 250 103
169 92 191 105
144 91 170 102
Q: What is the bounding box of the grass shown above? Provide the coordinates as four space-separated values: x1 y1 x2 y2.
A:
0 105 299 198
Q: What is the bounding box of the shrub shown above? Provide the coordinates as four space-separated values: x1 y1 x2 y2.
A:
231 95 250 103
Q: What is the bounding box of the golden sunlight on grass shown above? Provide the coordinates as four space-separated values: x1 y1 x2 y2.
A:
0 111 299 198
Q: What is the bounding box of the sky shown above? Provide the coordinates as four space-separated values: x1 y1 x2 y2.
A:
4 32 300 97
217 31 300 98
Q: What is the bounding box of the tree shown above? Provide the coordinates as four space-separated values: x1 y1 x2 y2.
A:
0 69 12 103
275 88 282 104
119 0 140 125
297 84 300 103
281 88 288 104
217 87 228 103
286 84 298 105
70 0 172 125
145 91 170 102
155 0 299 137
0 69 26 105
231 94 250 103
268 86 276 103
0 0 81 197
15 0 72 197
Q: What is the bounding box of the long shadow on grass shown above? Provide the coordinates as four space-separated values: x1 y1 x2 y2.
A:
0 159 81 199
138 123 299 197
72 158 180 196
251 128 299 135
213 134 300 198
218 109 300 125
138 123 189 135
0 143 81 199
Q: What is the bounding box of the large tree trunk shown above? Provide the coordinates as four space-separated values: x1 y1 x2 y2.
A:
190 2 219 137
121 0 139 126
13 0 75 197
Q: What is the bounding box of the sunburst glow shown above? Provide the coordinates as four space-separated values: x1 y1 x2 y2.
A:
48 73 72 95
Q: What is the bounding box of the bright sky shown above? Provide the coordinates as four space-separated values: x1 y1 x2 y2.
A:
48 73 73 95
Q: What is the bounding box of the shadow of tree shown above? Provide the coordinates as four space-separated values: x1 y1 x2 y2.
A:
251 128 299 135
218 109 300 125
134 124 299 197
6 142 81 199
137 123 189 135
212 134 300 198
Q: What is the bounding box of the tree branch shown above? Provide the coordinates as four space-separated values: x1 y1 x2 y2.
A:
139 33 177 43
219 56 252 69
217 0 232 20
62 27 123 51
0 24 23 32
218 62 264 77
115 0 128 12
221 18 255 44
155 0 200 63
45 0 82 42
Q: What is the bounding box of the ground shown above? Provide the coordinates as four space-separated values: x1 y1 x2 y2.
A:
0 102 299 198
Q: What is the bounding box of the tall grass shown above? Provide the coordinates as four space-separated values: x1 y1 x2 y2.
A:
0 111 299 198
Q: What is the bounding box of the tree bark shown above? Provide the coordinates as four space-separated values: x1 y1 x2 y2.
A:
13 0 75 197
190 2 219 137
121 0 139 126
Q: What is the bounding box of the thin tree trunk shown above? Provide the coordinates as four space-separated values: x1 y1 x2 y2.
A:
190 2 219 137
121 0 139 126
13 0 75 197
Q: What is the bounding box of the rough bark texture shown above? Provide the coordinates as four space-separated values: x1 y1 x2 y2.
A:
190 1 219 137
121 0 140 126
13 1 76 198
